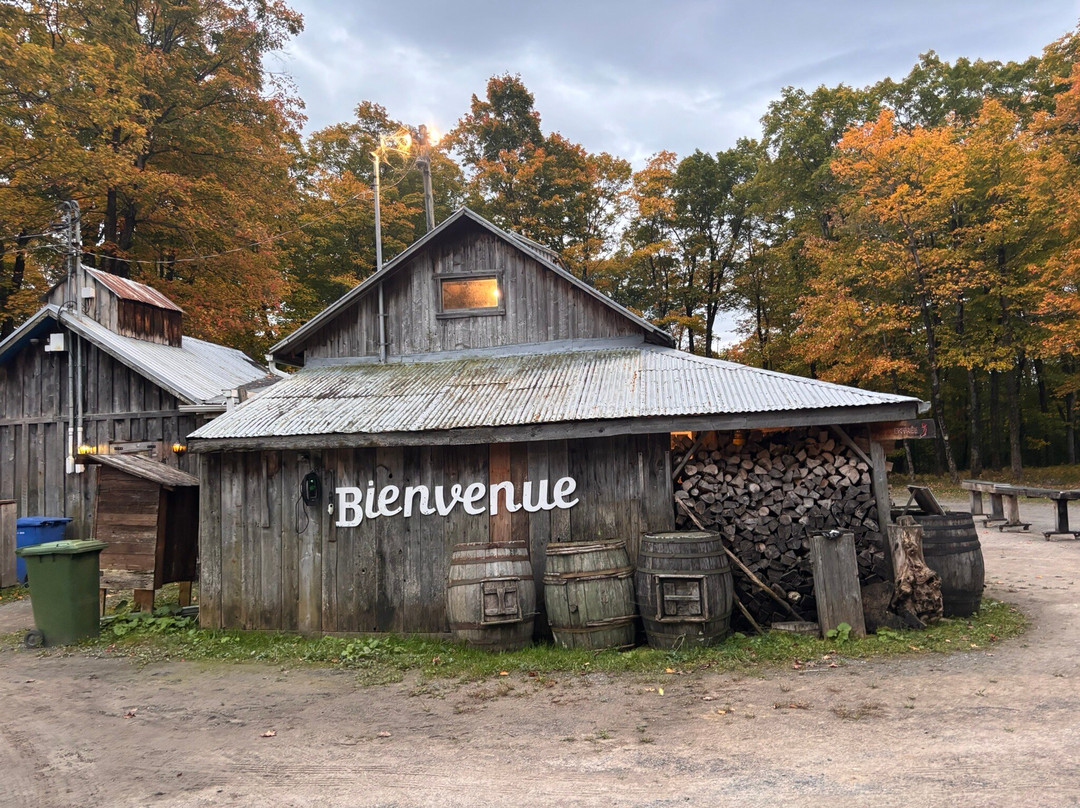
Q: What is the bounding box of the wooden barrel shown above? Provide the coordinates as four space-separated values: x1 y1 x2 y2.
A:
636 530 733 650
911 512 985 617
446 542 535 651
543 539 637 650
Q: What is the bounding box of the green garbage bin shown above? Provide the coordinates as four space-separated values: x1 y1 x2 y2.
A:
15 540 107 647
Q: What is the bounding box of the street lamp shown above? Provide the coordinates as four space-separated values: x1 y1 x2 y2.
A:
371 131 412 272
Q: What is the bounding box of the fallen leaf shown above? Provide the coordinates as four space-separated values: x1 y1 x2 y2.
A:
124 709 138 719
377 731 391 738
261 730 276 738
499 671 509 676
658 687 664 696
702 696 715 702
665 668 675 674
716 708 728 715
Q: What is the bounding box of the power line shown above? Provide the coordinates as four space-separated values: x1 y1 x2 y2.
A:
80 159 420 268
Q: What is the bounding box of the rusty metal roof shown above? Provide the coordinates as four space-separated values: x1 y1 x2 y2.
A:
88 453 199 487
85 267 183 312
189 344 920 442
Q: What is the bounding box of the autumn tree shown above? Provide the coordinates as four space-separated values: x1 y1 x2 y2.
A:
809 110 968 478
619 145 758 355
284 102 463 322
0 0 304 353
447 74 630 279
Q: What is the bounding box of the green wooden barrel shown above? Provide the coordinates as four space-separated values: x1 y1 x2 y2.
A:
912 512 985 617
636 530 733 650
543 539 637 650
446 542 535 650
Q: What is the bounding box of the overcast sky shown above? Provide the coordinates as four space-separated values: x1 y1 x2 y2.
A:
276 1 1080 164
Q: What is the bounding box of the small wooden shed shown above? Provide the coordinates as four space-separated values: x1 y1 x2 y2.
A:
89 453 200 611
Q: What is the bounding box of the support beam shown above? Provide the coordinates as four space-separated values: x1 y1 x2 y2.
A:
869 435 896 586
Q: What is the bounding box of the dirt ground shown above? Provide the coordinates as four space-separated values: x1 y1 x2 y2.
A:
2 498 1079 808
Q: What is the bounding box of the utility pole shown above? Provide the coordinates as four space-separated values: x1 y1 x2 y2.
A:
59 200 81 306
418 125 436 233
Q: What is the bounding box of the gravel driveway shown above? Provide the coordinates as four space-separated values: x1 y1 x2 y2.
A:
1 498 1078 807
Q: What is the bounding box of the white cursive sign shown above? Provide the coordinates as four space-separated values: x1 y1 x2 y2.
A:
335 477 579 527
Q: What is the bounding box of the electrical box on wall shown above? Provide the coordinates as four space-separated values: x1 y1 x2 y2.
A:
43 333 66 352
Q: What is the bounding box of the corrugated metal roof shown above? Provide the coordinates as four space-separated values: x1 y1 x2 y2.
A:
60 311 271 405
85 267 183 312
88 453 199 487
190 345 920 441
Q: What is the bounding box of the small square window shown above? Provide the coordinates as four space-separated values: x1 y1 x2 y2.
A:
438 275 503 316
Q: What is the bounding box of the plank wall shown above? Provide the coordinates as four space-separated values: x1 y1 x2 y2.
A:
0 335 202 536
302 222 643 361
198 433 674 634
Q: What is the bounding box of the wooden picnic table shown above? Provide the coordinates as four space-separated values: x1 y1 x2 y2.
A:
961 479 1080 539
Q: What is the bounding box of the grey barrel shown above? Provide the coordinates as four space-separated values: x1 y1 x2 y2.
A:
636 530 733 650
447 542 535 650
912 512 985 617
543 539 637 650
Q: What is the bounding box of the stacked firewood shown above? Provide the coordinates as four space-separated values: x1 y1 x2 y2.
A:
673 429 888 627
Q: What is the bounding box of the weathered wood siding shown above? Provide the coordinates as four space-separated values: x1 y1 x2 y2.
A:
47 274 181 346
0 334 201 536
95 466 160 577
302 222 642 361
199 433 674 634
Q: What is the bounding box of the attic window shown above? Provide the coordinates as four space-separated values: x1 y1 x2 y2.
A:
437 274 504 318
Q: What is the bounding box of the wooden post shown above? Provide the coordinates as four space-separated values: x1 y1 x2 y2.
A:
809 531 866 638
1002 493 1021 526
133 588 154 612
0 500 16 588
177 581 193 607
968 489 984 517
868 437 896 585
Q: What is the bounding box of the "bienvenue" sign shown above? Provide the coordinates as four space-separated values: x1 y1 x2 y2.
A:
335 477 579 526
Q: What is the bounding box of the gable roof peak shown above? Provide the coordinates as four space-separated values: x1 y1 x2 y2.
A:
271 206 672 358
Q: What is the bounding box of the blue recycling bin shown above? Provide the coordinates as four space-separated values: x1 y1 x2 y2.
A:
16 517 72 584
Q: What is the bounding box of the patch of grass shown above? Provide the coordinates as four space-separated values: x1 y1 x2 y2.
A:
832 702 883 720
62 598 1027 684
0 583 30 604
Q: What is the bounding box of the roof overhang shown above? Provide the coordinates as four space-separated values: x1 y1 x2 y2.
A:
188 400 920 453
0 305 62 366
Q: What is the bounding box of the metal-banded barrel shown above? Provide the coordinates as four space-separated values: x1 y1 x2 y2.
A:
911 512 985 617
543 539 637 650
636 530 733 650
446 542 535 650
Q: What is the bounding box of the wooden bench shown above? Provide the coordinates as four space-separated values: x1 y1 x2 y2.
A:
960 480 1030 531
962 479 1080 539
1017 486 1080 540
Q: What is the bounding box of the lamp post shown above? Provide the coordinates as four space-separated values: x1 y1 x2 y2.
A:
371 131 411 362
371 131 412 273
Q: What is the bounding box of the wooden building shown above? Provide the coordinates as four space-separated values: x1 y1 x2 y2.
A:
190 208 921 636
0 266 273 539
